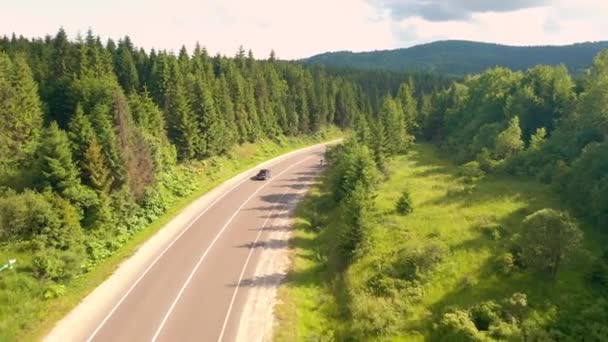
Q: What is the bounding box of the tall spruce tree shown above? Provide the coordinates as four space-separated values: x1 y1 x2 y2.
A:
165 59 200 160
0 53 44 173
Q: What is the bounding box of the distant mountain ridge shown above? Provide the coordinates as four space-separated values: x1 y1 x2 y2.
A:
303 40 608 76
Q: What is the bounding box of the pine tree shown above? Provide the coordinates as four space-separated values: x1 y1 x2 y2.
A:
379 96 408 155
36 122 95 206
67 105 96 165
90 103 125 186
193 79 227 156
397 80 419 133
114 39 140 93
213 75 238 148
0 53 44 172
45 28 77 126
165 60 200 160
83 136 112 193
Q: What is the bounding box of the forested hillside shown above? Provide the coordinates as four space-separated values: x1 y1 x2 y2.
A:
305 40 608 76
0 29 427 339
277 48 608 341
421 52 608 228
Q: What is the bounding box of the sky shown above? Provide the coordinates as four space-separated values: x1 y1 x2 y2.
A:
1 0 607 59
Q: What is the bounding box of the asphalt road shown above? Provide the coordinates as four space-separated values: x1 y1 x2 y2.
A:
82 145 326 342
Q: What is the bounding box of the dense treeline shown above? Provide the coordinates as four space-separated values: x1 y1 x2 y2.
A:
419 50 608 231
0 28 389 283
306 40 608 77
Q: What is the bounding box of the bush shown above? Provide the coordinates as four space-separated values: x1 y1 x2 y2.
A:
436 310 484 341
489 321 522 340
476 148 500 173
0 190 84 250
459 161 485 179
497 252 516 274
32 248 82 281
470 301 501 331
590 249 608 288
349 293 401 339
396 190 413 215
43 284 66 299
394 243 447 281
479 223 503 240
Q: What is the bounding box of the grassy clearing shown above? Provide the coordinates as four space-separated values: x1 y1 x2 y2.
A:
275 143 606 340
0 129 342 342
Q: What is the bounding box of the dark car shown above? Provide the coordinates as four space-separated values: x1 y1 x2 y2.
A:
254 169 271 180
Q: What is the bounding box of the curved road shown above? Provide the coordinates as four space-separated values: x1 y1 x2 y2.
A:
47 144 327 342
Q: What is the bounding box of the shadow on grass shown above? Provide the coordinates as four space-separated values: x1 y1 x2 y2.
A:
422 203 595 338
419 174 544 211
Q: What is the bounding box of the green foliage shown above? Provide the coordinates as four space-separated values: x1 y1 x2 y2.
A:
529 127 547 151
0 52 43 176
395 189 413 215
328 141 381 202
35 122 96 207
276 144 603 341
590 249 608 288
495 116 524 159
43 284 66 300
394 243 446 281
479 223 503 240
459 161 485 179
521 209 583 276
496 252 515 274
437 310 485 341
339 182 376 259
32 248 82 281
83 137 112 193
0 29 365 340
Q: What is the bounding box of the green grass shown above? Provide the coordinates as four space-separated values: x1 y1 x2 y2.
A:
275 143 606 341
0 129 343 342
274 179 340 341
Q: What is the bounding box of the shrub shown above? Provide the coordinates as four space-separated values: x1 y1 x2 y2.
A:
479 223 503 240
509 241 527 269
349 293 401 339
43 284 66 299
589 249 608 288
489 321 522 340
32 248 82 281
436 310 484 341
459 161 485 179
0 190 84 250
395 243 447 281
396 190 413 215
470 301 501 331
476 148 500 173
497 252 515 274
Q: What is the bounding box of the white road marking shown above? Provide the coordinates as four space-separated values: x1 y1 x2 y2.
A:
150 155 316 342
86 149 316 342
216 187 294 342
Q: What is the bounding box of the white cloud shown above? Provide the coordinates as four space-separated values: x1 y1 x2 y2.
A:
386 1 608 47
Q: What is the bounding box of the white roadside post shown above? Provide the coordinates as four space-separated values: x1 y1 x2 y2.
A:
0 259 16 273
